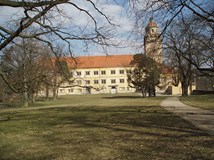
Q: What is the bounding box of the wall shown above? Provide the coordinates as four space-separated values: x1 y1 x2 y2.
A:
171 83 196 95
58 67 136 95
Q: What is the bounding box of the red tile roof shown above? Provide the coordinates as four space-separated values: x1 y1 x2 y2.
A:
161 66 173 74
64 55 134 69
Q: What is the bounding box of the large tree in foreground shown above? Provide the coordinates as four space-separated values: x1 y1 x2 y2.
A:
127 54 160 97
0 1 116 52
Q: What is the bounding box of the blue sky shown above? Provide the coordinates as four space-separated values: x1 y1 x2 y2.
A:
1 0 211 56
0 0 147 56
55 0 143 56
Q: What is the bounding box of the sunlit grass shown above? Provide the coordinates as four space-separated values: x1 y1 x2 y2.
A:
1 93 165 112
35 93 165 106
180 95 214 111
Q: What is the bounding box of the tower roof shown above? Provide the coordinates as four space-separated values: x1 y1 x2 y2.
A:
146 17 158 28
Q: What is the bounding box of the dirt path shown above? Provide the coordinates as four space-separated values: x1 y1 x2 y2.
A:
160 96 214 135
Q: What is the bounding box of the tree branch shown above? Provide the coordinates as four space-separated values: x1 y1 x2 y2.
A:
0 0 68 8
0 3 56 50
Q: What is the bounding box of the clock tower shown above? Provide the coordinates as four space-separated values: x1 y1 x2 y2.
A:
144 17 162 64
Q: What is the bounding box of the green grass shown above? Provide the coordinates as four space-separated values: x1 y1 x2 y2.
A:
0 93 165 112
0 94 214 160
180 95 214 111
36 93 165 106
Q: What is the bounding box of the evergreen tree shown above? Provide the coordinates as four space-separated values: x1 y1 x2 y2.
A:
127 54 160 97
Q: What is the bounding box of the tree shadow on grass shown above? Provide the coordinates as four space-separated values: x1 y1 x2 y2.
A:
1 106 209 137
35 107 213 159
29 106 209 137
0 142 56 160
1 106 213 160
102 96 143 99
58 108 213 158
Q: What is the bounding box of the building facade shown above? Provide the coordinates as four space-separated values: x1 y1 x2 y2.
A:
58 55 136 95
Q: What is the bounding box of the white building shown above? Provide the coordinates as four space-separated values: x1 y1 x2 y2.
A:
58 55 136 95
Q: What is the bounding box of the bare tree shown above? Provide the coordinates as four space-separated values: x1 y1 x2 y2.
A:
0 0 116 52
0 1 120 98
0 76 10 102
1 40 52 106
125 0 214 73
164 19 204 96
128 0 214 33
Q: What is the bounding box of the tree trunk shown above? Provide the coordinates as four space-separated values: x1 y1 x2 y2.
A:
53 85 58 100
141 88 145 97
56 88 59 99
148 88 152 97
182 82 189 96
23 90 28 107
52 76 58 100
153 89 156 97
189 84 192 95
31 92 35 104
35 91 39 100
1 89 5 102
45 84 49 100
23 79 28 107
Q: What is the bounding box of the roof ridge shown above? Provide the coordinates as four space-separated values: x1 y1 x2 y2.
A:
75 54 134 58
66 54 134 69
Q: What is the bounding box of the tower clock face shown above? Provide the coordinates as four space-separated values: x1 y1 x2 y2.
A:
150 28 156 34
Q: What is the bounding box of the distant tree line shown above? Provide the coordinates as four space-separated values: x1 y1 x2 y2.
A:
0 40 73 106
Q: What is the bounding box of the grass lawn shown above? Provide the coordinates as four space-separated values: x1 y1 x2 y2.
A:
0 94 214 160
180 95 214 111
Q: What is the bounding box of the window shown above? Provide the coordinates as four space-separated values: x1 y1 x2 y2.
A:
94 71 99 75
126 70 131 74
111 79 116 84
101 70 106 75
70 71 73 77
68 89 73 93
76 80 82 85
101 79 106 84
94 80 99 84
59 89 65 93
111 70 116 74
76 71 81 76
119 70 124 74
85 71 90 75
120 79 125 83
85 80 90 84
